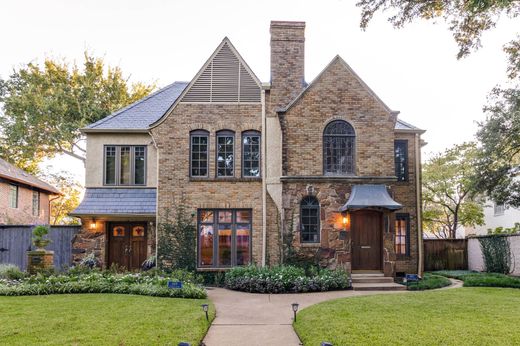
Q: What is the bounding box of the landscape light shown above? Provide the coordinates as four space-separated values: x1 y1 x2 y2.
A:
201 304 209 321
291 303 299 322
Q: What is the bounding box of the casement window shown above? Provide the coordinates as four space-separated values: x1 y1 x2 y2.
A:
394 140 409 182
242 131 261 177
494 203 506 216
8 184 18 208
323 120 355 175
300 196 320 243
32 190 40 216
216 130 235 177
395 213 410 256
190 130 209 177
198 209 251 268
104 145 147 186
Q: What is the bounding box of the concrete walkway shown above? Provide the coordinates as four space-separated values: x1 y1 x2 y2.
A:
202 279 462 346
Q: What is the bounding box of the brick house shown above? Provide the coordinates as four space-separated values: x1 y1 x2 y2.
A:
72 21 425 276
0 158 60 225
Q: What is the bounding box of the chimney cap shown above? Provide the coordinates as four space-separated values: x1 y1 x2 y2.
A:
270 21 306 28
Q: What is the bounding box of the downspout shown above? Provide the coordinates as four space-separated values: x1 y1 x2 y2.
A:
415 133 424 275
261 89 267 267
148 130 160 261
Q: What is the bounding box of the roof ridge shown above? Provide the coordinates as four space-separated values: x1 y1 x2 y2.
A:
87 81 188 129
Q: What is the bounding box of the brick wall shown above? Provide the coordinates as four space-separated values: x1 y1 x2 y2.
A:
0 181 51 225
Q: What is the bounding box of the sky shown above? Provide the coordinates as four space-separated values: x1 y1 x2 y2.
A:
0 0 517 185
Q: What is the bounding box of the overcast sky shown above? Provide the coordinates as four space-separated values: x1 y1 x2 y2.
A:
1 0 517 184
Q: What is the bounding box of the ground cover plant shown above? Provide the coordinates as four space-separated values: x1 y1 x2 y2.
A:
434 270 520 289
405 273 451 291
294 288 520 345
0 267 206 299
225 265 350 293
0 294 214 345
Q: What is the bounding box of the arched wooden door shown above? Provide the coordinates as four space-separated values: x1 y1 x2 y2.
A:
351 210 383 271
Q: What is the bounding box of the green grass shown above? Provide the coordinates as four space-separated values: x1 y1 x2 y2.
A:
434 270 520 288
0 294 214 345
294 288 520 345
406 273 451 291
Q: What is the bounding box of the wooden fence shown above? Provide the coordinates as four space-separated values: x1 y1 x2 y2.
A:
0 225 81 270
424 239 468 271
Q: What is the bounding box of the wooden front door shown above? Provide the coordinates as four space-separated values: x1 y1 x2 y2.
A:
351 210 382 271
108 222 147 271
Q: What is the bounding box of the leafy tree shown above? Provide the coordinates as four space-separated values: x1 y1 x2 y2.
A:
474 87 520 206
0 53 155 169
40 170 82 225
357 0 520 78
422 142 484 238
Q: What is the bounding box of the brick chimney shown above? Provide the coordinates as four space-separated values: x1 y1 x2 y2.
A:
270 21 306 109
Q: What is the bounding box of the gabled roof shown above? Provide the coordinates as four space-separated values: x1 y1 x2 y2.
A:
151 37 262 128
395 118 425 133
70 188 156 217
0 158 60 194
82 82 188 132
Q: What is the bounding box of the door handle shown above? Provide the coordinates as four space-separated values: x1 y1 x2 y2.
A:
0 247 8 252
361 246 371 249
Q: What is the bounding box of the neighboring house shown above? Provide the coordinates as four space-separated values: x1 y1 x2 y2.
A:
71 21 425 276
0 158 60 225
466 200 520 236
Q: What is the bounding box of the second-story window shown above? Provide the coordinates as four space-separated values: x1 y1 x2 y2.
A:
104 145 147 186
32 190 40 216
216 130 234 177
394 140 408 182
323 120 355 175
242 131 261 177
8 184 18 208
190 130 209 177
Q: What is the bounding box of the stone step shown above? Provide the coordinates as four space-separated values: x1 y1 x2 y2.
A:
351 276 395 284
351 273 385 277
352 282 407 291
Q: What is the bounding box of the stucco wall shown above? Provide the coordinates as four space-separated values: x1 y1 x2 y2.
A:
467 201 520 236
85 133 157 187
468 235 520 275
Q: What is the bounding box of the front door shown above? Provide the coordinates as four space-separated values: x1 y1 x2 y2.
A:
351 210 382 271
108 222 147 270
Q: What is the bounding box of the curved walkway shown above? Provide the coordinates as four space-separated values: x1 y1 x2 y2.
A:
203 279 462 345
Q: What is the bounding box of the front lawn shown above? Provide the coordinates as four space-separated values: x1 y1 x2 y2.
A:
0 294 214 345
294 288 520 345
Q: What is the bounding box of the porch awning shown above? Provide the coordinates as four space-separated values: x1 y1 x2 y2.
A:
339 184 402 212
70 188 156 217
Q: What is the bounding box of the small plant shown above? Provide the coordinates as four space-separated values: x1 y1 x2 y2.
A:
142 255 156 271
487 223 520 235
80 253 99 269
0 264 25 280
32 225 51 250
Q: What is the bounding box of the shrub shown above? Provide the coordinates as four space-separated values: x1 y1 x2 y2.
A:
479 235 511 274
32 225 51 249
0 269 206 299
406 274 451 291
0 264 25 280
225 265 350 293
433 270 520 289
80 253 99 269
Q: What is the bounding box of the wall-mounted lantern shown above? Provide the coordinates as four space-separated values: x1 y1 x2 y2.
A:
342 212 350 230
90 219 97 230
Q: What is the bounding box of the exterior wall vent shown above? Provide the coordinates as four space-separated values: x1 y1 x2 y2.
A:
182 41 261 103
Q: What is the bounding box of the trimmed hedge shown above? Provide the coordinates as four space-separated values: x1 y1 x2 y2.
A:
0 269 206 299
225 265 350 293
406 273 451 291
433 270 520 289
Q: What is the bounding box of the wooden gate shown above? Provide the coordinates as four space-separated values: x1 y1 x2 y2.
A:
0 225 81 270
424 239 468 271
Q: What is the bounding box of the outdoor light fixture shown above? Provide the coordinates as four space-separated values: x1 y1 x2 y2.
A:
201 304 209 321
342 212 350 229
291 303 299 322
90 219 96 230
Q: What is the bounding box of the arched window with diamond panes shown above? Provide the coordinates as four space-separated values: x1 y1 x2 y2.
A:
323 120 355 175
300 196 320 243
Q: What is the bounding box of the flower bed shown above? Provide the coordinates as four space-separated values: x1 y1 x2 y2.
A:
224 265 350 293
0 268 206 299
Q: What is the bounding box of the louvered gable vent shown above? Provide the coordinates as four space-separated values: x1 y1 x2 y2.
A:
182 41 261 103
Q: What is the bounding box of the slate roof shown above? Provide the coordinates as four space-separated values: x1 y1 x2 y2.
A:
0 158 60 194
395 119 424 132
340 184 402 211
70 188 156 216
84 82 188 131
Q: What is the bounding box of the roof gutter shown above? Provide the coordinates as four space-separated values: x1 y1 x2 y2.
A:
81 128 151 134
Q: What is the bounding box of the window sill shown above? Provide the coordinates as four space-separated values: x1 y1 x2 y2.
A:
189 177 262 183
300 242 321 248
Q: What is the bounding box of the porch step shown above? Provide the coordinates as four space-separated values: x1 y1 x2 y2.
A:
351 276 395 284
352 282 406 291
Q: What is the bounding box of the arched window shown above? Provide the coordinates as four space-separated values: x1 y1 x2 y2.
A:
242 130 261 177
216 130 235 177
300 196 320 243
323 120 355 175
190 130 209 177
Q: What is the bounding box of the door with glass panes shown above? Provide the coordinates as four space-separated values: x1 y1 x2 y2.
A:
108 222 147 270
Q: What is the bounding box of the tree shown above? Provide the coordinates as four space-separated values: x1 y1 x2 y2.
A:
474 87 520 207
422 142 484 238
0 52 155 170
40 170 82 225
357 0 520 78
